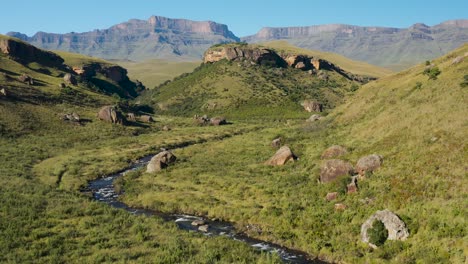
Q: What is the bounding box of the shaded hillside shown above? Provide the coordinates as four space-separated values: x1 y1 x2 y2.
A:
140 43 375 118
243 20 468 71
8 16 239 61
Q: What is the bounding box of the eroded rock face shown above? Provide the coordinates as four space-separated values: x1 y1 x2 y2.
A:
361 209 409 247
146 150 177 173
204 46 283 67
320 159 354 183
97 106 126 125
265 146 297 166
0 38 64 68
321 145 348 159
356 154 383 176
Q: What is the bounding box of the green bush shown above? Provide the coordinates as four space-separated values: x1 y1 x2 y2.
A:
423 66 441 80
368 220 388 247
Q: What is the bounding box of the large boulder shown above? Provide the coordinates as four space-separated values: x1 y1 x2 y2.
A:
321 145 348 159
320 159 354 183
301 100 323 112
210 116 227 126
146 150 177 173
139 115 154 123
265 146 297 166
361 209 409 247
63 73 77 85
306 114 322 122
97 106 126 125
356 154 383 176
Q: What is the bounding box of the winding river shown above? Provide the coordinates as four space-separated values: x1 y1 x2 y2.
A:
83 153 327 264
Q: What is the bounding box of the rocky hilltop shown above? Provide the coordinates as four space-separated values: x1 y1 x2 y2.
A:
242 20 468 70
8 16 239 61
203 44 374 82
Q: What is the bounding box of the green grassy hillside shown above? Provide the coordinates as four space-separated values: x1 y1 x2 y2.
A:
141 43 373 119
0 37 277 263
117 59 200 89
117 45 467 263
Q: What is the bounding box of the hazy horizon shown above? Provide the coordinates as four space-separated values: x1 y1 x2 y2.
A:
1 0 467 37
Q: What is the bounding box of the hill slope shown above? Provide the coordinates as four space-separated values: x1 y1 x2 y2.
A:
141 43 379 118
8 16 239 61
243 20 468 71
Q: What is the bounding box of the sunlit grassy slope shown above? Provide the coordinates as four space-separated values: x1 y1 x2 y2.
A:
263 40 394 78
118 44 467 263
117 59 201 88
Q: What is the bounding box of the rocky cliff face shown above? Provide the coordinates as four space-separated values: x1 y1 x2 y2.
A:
0 37 65 69
242 20 468 70
8 16 239 62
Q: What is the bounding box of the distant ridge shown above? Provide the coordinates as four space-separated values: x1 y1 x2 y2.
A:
242 19 468 70
7 16 239 61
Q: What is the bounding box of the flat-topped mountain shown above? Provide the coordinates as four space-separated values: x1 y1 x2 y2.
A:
7 16 239 61
242 20 468 70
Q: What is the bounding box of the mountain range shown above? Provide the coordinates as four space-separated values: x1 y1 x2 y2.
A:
6 16 468 70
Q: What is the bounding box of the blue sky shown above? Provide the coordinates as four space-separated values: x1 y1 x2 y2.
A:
1 0 466 37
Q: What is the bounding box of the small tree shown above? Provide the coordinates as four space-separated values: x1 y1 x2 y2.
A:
423 66 441 80
368 220 388 247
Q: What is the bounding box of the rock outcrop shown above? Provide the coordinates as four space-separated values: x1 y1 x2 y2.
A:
97 106 126 125
204 45 284 66
320 159 354 183
210 116 227 126
321 145 348 159
301 100 323 112
0 37 65 69
356 154 383 176
17 74 34 85
146 150 177 173
139 115 154 123
265 146 297 166
361 209 409 247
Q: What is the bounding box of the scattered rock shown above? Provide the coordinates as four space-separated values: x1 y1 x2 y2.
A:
61 112 81 123
334 203 347 210
0 88 6 97
306 114 322 122
97 106 126 125
265 146 298 166
59 83 66 88
361 209 409 247
356 154 383 176
63 73 77 85
162 125 171 131
139 115 154 123
271 137 282 148
191 220 206 226
18 74 33 85
301 100 323 112
210 116 227 126
198 225 209 232
194 114 210 125
321 145 348 159
146 150 177 173
326 192 338 201
126 113 136 122
320 159 354 183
